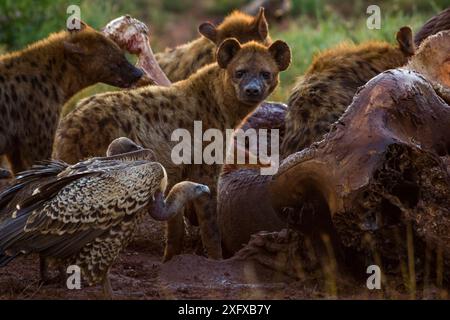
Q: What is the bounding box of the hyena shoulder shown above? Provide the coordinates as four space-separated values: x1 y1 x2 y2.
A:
282 32 413 157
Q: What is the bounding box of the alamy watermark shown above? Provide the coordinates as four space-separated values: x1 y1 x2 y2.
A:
66 5 81 30
66 265 81 290
171 121 280 175
366 265 381 290
367 5 381 30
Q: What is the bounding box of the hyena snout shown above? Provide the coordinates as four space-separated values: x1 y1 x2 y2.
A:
110 61 144 88
241 78 266 103
244 80 263 98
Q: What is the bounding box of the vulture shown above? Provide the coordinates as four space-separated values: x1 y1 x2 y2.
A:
0 137 210 298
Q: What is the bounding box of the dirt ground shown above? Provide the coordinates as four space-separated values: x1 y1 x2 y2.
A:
0 212 313 300
0 206 447 300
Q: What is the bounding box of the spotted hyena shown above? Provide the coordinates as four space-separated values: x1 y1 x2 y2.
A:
0 22 143 175
53 39 291 262
281 27 415 158
155 8 272 82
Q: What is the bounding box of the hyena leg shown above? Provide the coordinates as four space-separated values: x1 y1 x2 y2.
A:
39 256 50 284
0 137 11 179
6 148 27 175
192 191 222 260
163 208 185 262
102 271 113 300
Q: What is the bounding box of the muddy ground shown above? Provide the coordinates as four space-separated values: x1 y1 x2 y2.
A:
0 213 315 300
0 207 448 300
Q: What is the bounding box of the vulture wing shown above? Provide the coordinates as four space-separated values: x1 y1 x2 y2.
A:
0 161 165 263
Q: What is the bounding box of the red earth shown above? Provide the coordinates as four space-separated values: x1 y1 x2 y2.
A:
0 207 447 300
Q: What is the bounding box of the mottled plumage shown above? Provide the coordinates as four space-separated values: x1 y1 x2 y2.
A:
0 149 162 287
0 139 209 297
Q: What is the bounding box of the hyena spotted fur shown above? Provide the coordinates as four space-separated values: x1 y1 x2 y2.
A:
0 22 143 175
155 8 271 82
53 39 291 262
280 27 415 158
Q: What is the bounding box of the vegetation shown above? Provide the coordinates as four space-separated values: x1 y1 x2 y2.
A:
270 12 430 100
0 0 447 106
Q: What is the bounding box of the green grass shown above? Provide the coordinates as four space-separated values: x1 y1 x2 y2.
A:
269 11 431 101
1 0 447 108
0 0 143 51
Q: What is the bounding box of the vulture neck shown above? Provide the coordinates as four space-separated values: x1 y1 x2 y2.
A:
149 182 203 221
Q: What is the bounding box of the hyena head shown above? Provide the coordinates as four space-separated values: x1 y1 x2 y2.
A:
63 21 143 88
217 38 291 105
198 8 271 47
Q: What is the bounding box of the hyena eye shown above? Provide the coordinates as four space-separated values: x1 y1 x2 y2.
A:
261 71 271 80
235 70 246 79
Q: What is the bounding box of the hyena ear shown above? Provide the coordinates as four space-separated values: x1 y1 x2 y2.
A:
67 19 88 33
253 7 269 40
217 38 241 69
396 26 415 57
269 40 291 71
199 22 218 44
